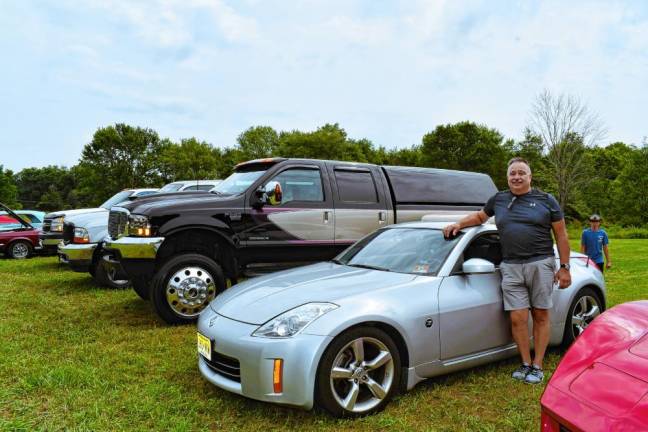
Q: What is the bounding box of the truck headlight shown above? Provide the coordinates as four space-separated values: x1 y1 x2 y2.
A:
252 303 338 338
73 227 90 244
128 214 152 237
51 216 64 232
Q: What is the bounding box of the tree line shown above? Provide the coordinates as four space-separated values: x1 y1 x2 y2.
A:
0 91 646 226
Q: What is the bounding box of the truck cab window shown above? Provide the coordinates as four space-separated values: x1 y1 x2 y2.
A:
334 170 378 203
268 168 324 203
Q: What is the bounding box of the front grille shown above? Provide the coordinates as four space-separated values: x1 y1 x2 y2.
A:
42 217 53 232
63 223 75 244
108 210 128 239
204 351 241 382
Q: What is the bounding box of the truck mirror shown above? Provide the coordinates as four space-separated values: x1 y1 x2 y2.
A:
264 181 283 206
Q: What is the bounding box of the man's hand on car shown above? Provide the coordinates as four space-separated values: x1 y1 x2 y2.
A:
443 223 461 239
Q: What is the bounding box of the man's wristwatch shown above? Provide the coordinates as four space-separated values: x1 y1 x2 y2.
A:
560 263 570 271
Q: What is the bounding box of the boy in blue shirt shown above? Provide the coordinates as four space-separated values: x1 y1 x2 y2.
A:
580 214 612 273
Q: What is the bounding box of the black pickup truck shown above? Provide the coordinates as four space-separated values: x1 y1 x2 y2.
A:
104 158 497 324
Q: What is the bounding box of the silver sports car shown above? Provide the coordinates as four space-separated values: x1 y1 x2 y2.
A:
197 222 606 416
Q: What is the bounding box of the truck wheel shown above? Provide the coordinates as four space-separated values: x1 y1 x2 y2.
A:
8 240 33 259
316 327 401 417
93 256 131 289
150 253 225 325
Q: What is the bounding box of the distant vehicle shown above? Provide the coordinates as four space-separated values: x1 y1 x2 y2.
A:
541 300 648 432
40 188 159 254
0 203 42 259
197 222 606 416
159 180 222 193
0 210 46 229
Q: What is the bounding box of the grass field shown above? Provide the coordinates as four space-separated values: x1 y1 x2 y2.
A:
1 239 646 431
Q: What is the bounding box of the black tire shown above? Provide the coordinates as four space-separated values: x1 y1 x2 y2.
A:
132 277 151 300
316 326 401 417
562 287 603 347
150 253 225 325
92 256 131 289
7 240 33 259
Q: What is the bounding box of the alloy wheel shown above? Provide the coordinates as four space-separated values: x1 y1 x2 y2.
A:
329 337 395 413
571 295 601 337
166 266 216 318
11 242 29 259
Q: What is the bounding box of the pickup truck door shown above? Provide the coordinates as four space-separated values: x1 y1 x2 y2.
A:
244 162 336 264
327 165 392 246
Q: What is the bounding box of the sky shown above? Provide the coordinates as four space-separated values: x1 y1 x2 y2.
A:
1 0 647 171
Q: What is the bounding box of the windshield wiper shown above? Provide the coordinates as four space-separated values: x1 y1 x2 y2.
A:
348 263 391 272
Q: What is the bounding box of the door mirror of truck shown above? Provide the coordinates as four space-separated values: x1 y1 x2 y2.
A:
263 181 283 206
462 258 495 274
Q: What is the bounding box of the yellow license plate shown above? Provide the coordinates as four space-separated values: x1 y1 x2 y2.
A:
197 332 212 361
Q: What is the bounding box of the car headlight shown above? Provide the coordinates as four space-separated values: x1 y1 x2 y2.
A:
128 214 151 237
73 227 90 244
51 216 64 232
252 302 338 338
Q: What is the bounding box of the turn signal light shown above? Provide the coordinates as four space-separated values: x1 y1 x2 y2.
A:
73 236 89 244
273 359 283 393
136 227 151 236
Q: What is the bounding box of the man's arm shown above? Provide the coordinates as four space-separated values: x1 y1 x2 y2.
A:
442 210 489 238
551 219 572 288
603 244 612 268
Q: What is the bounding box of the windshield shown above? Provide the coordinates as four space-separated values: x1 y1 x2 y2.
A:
159 183 183 193
336 228 462 275
212 169 266 195
100 191 133 209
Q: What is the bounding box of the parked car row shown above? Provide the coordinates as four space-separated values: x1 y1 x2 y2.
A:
0 203 42 259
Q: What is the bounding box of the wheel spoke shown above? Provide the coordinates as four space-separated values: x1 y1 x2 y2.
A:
578 297 588 312
342 382 360 410
572 315 585 327
365 377 387 400
575 324 585 335
583 305 600 320
331 367 353 380
364 351 392 371
351 339 364 363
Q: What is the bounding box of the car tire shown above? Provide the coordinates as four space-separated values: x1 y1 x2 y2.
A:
93 255 131 289
316 326 401 417
7 240 33 259
150 253 225 325
562 287 603 347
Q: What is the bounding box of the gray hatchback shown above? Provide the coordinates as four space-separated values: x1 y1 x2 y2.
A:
197 222 605 416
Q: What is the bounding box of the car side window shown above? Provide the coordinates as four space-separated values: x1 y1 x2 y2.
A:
334 169 378 203
183 185 199 191
197 185 214 191
452 233 502 274
269 168 324 203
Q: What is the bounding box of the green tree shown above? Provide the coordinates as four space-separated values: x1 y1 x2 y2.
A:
14 166 78 211
0 165 19 208
76 124 164 206
237 126 279 160
611 146 648 226
159 138 222 181
420 121 510 189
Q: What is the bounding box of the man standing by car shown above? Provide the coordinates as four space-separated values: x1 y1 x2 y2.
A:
580 214 611 273
443 157 571 384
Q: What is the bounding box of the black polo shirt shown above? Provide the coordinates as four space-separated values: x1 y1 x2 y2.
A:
483 189 564 263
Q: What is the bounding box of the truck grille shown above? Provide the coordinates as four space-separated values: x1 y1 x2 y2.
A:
63 223 75 244
204 352 241 382
108 209 129 239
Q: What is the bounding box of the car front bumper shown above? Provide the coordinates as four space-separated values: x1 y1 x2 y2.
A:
39 232 63 252
197 310 332 410
103 236 164 280
58 242 97 271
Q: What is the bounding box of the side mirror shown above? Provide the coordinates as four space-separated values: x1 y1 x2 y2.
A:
264 181 283 206
462 258 495 274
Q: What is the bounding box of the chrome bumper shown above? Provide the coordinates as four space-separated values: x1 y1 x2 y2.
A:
103 236 164 260
42 238 63 246
58 243 97 262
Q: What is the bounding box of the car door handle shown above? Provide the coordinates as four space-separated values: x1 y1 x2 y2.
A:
378 211 386 224
323 211 331 224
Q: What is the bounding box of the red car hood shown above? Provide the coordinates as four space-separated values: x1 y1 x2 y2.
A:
542 301 648 431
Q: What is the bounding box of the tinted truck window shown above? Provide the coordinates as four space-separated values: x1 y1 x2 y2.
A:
271 168 324 203
334 170 378 203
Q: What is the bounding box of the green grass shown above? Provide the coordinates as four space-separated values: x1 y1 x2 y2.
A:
1 240 646 431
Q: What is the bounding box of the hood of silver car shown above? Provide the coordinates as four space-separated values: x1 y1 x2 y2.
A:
211 261 418 324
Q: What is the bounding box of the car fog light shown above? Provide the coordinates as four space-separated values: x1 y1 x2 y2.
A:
273 359 283 393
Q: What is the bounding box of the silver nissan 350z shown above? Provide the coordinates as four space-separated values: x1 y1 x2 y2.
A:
197 221 606 417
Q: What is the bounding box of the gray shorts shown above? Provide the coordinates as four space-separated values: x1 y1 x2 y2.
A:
500 257 556 311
